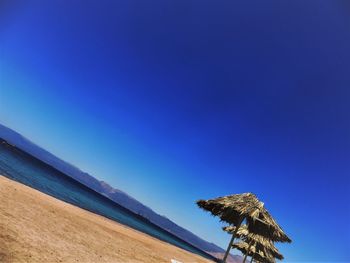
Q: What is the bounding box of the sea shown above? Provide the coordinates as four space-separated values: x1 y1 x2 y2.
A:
0 141 217 261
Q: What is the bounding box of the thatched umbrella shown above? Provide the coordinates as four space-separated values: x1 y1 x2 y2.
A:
196 193 290 262
223 225 284 261
246 211 291 243
232 241 275 263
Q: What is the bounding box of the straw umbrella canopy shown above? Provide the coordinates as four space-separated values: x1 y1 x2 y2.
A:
197 193 291 242
246 210 291 243
232 241 275 263
196 193 291 262
223 225 284 260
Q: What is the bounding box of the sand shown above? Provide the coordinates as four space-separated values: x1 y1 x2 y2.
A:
0 175 214 263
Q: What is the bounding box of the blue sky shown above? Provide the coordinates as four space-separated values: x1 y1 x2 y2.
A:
1 1 350 261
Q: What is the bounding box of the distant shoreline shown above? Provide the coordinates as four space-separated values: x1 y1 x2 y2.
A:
0 137 219 261
0 175 214 263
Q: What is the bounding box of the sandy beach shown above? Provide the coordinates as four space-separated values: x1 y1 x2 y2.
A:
0 175 214 263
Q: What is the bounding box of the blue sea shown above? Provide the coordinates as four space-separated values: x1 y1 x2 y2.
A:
0 142 216 261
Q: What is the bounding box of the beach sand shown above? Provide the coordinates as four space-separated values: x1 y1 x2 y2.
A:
0 175 214 263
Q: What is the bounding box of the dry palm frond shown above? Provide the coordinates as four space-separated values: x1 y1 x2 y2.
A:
197 193 259 222
246 210 291 243
197 193 291 243
233 241 276 263
224 225 284 260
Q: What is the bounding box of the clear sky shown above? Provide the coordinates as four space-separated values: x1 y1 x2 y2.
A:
1 1 350 261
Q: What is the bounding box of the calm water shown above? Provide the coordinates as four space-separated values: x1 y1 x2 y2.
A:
0 143 215 261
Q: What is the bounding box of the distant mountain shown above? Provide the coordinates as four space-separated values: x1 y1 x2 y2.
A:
210 253 243 263
0 123 239 260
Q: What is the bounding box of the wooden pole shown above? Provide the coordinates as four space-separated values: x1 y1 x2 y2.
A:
250 254 254 263
222 217 244 263
222 234 235 263
242 240 254 263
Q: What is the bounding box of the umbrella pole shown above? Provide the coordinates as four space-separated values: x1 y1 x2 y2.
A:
250 255 254 263
222 234 235 263
222 218 243 263
242 240 254 263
